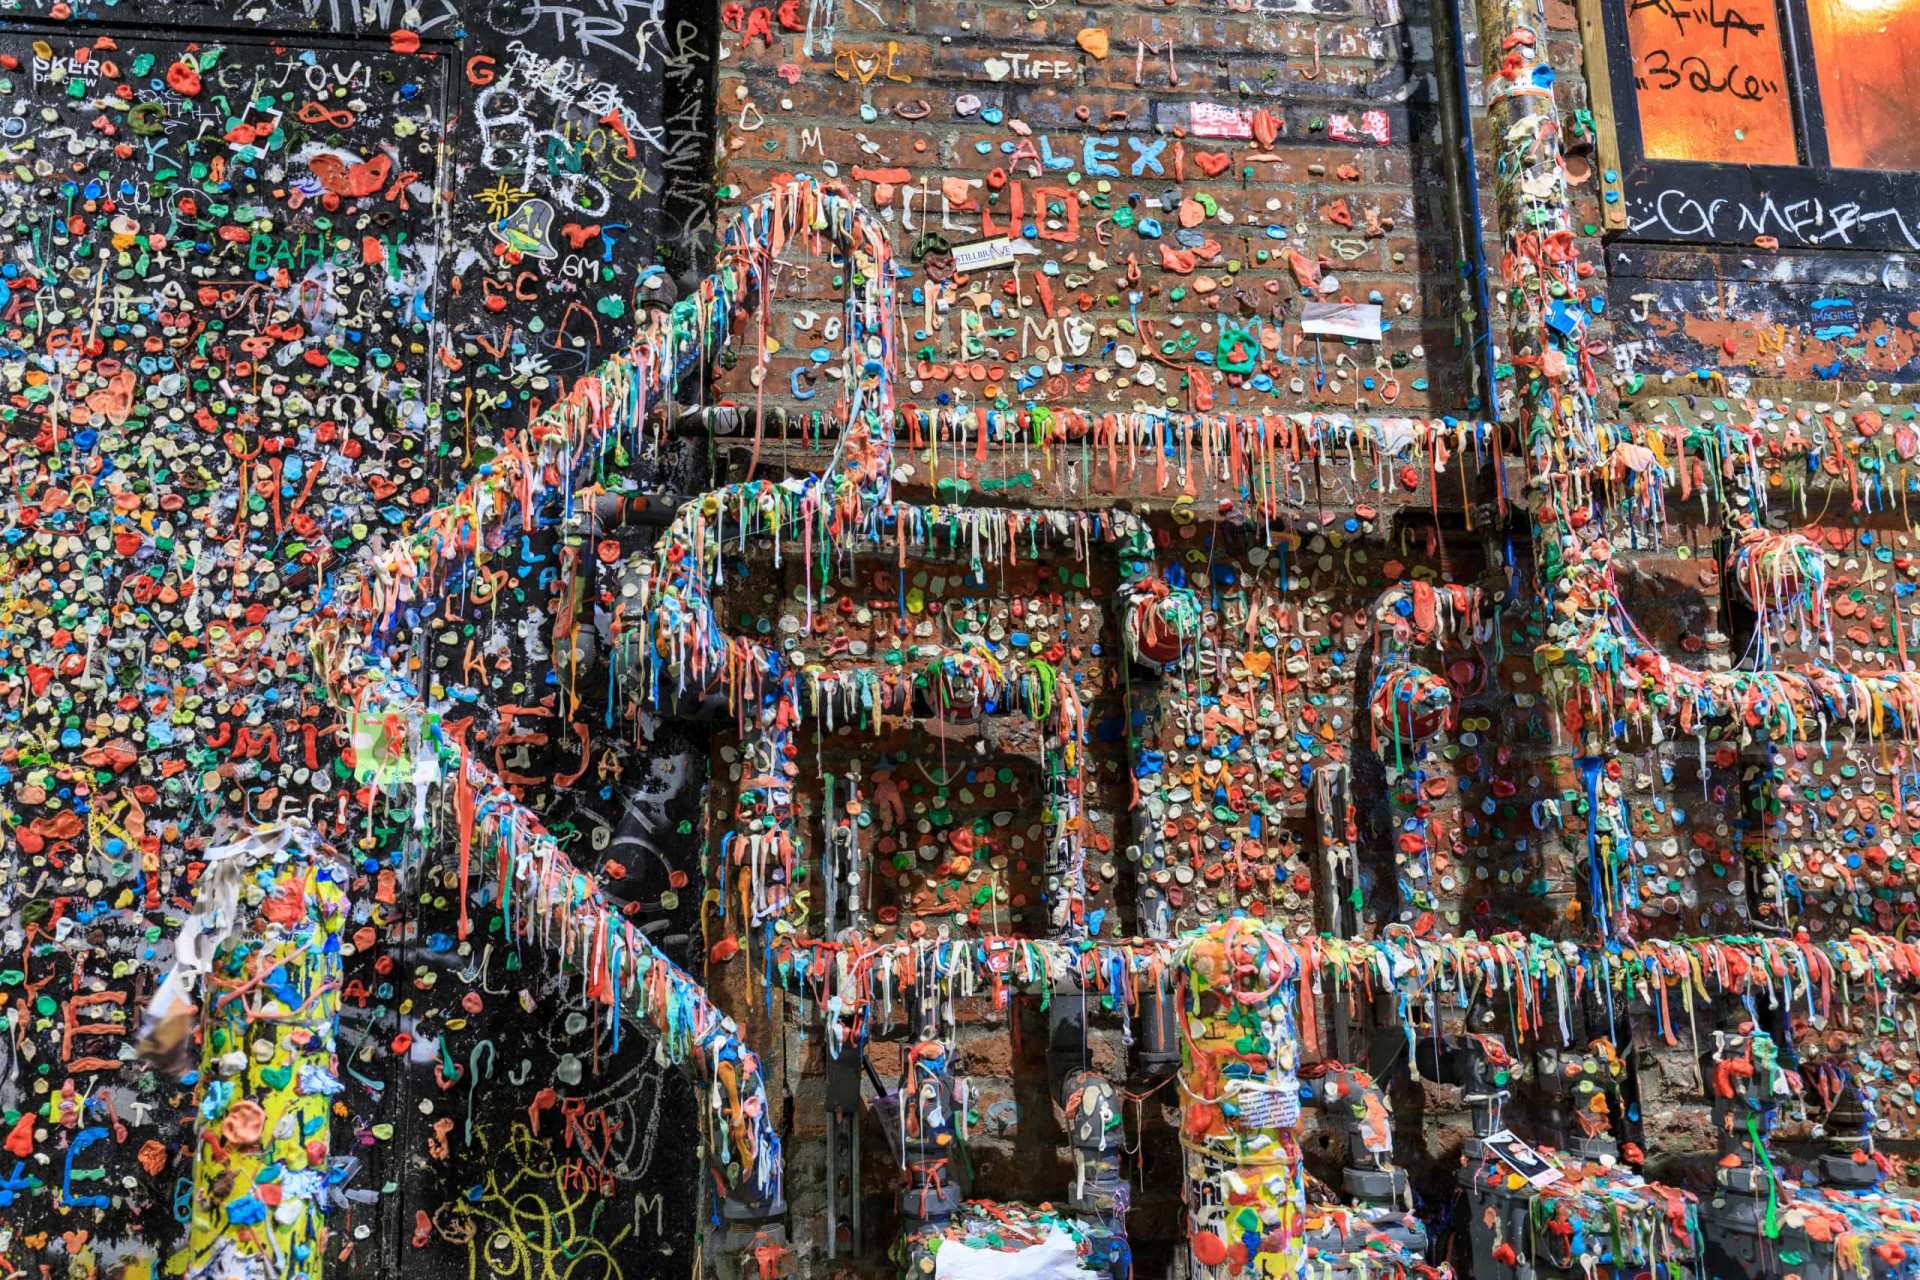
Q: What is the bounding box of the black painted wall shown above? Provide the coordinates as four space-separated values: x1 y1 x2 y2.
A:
0 0 718 1271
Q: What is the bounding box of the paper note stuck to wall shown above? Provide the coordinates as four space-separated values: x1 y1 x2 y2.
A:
1300 302 1383 341
935 1228 1101 1280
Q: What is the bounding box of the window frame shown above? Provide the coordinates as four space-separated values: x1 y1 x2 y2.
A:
1589 0 1920 252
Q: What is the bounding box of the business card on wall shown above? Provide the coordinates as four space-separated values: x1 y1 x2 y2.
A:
952 237 1015 272
1483 1129 1565 1188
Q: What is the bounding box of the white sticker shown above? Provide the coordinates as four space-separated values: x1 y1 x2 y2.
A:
1190 102 1254 139
952 237 1015 273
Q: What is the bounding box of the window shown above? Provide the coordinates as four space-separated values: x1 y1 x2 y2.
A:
1591 0 1920 249
1624 0 1797 166
1803 0 1920 170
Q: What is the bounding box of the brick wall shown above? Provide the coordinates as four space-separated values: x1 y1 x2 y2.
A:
713 0 1477 431
9 0 1920 1267
701 0 1513 1261
693 0 1920 1263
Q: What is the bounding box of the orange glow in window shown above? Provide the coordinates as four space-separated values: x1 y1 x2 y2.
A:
1807 0 1920 170
1626 0 1799 165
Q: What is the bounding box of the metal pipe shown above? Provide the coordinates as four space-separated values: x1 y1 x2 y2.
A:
1430 0 1500 415
824 1028 864 1259
1062 1070 1132 1277
826 1106 838 1259
584 491 694 528
647 402 798 438
155 824 346 1280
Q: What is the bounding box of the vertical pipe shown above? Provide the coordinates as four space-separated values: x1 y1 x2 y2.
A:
1469 0 1576 300
1468 0 1626 934
851 1121 862 1253
825 1107 838 1260
1466 0 1676 1168
185 824 346 1280
1431 0 1501 415
515 515 563 782
1468 1 1581 578
1062 1071 1132 1277
1312 761 1358 1064
1468 0 1580 465
1178 921 1307 1280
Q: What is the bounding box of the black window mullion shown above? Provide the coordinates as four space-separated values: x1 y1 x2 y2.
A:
1599 0 1652 171
1777 0 1831 168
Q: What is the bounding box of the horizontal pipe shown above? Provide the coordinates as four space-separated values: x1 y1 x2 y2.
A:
586 491 693 528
